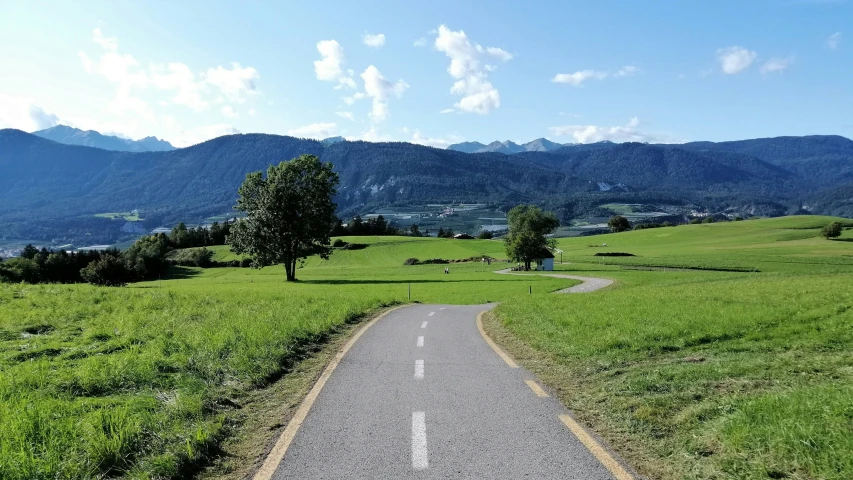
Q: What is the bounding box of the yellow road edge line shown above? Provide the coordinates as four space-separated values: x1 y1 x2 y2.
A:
476 311 518 368
558 414 635 480
524 379 549 397
253 305 405 480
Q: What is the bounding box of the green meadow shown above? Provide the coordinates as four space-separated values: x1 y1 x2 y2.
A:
491 215 853 479
1 217 851 479
0 238 570 479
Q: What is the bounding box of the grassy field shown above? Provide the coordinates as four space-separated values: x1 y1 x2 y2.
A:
2 217 851 479
488 216 853 479
94 212 142 221
0 237 573 479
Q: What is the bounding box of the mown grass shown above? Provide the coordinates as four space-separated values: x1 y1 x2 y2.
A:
491 216 853 479
0 237 573 479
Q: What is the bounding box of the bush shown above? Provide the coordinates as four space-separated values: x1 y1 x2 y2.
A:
821 221 842 239
168 248 214 268
403 258 419 266
80 255 130 286
332 239 347 248
477 231 494 239
240 258 252 268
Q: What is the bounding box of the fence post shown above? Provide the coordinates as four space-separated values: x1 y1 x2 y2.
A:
408 283 411 301
529 285 532 295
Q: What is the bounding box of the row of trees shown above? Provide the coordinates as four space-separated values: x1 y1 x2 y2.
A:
331 215 400 236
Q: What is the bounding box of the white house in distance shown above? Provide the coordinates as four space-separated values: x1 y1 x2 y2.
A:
534 248 554 271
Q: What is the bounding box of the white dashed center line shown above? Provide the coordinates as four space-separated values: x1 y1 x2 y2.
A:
412 412 428 470
414 360 424 380
428 311 435 317
421 321 428 329
417 336 424 347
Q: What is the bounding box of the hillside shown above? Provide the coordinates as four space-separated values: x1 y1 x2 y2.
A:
2 129 853 244
32 125 175 152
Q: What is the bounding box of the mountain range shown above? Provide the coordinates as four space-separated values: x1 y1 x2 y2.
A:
32 125 175 152
1 128 852 245
448 138 575 154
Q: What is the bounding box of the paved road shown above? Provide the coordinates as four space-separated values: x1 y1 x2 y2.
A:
266 303 628 479
494 268 615 293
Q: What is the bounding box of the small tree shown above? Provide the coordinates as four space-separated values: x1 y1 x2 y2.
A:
608 215 631 233
820 221 842 240
504 205 559 270
409 224 422 237
228 154 339 282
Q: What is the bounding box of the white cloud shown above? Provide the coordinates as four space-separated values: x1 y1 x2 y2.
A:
79 28 261 117
439 108 455 114
314 40 356 89
827 32 842 49
615 65 640 77
221 105 238 118
549 117 683 144
335 111 354 121
717 46 758 74
552 65 639 85
248 108 256 116
345 125 395 142
363 33 386 48
552 70 608 86
410 130 462 148
760 57 794 74
170 124 239 148
286 122 337 139
204 63 259 102
360 65 409 122
413 37 427 47
0 94 61 131
433 25 512 114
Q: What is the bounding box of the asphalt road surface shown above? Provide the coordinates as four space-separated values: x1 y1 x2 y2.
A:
494 268 615 293
266 301 631 479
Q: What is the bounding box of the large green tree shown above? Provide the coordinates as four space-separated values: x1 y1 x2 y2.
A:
228 154 339 281
820 221 842 240
608 215 631 233
504 205 559 270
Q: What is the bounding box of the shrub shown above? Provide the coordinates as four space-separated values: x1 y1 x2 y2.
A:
80 255 130 286
821 221 842 239
477 231 494 239
168 248 214 268
331 239 347 248
403 258 419 266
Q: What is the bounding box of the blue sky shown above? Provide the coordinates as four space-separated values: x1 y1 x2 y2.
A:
0 0 850 147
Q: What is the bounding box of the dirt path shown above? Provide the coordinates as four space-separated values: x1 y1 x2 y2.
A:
494 269 614 293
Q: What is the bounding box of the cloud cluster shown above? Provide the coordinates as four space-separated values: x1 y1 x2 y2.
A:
314 40 356 89
760 57 794 75
287 122 338 139
552 65 639 86
363 33 386 48
361 65 409 122
717 46 758 74
79 29 259 118
434 25 512 114
827 32 842 49
0 94 61 131
549 117 683 144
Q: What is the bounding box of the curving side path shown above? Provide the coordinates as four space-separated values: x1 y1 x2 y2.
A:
494 268 614 293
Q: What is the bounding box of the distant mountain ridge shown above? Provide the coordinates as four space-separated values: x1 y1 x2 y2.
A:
2 128 853 244
32 125 175 152
448 137 578 154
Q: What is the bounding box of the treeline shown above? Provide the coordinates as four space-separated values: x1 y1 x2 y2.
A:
331 215 400 236
0 221 234 286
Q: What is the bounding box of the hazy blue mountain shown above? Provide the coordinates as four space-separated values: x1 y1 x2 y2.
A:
321 136 346 145
447 141 486 153
2 128 852 244
32 125 175 152
522 138 564 152
449 138 566 153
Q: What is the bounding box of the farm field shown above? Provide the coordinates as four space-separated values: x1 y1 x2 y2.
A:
94 212 142 221
488 215 853 479
1 216 851 479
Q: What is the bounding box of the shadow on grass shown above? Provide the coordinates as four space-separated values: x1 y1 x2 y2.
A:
831 238 853 242
297 278 531 285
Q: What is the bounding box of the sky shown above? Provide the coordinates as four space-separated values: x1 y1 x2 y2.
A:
0 0 851 148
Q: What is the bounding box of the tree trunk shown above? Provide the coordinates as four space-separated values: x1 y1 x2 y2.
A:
524 260 531 271
285 259 297 281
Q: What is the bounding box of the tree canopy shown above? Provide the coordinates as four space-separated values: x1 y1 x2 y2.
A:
820 221 842 239
228 154 339 281
608 215 631 233
504 205 559 270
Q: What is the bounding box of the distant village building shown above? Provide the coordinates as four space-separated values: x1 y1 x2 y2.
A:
534 248 554 271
